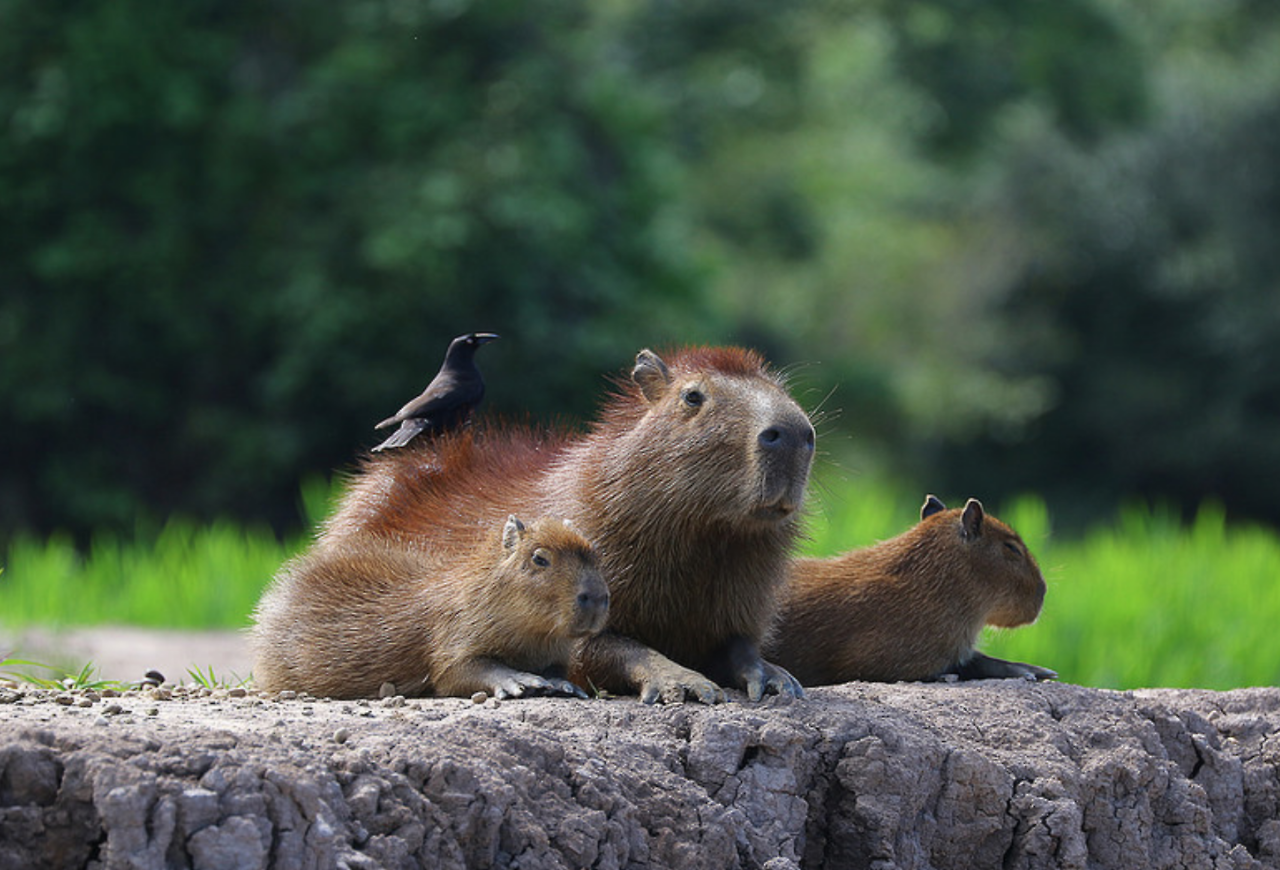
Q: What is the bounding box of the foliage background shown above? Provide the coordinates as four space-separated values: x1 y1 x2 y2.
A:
4 0 1280 543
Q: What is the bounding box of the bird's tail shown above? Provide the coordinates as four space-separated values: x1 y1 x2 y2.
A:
371 420 428 452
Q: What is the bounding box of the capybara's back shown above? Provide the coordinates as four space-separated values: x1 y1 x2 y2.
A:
769 495 1048 684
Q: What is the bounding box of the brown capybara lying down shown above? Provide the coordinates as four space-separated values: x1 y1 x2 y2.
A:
768 495 1055 685
255 346 815 703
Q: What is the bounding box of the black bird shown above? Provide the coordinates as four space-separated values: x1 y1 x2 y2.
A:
372 332 499 452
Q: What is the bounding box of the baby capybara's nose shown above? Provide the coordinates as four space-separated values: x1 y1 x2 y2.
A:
577 587 609 613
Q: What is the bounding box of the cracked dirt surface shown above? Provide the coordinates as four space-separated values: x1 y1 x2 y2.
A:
3 680 1280 869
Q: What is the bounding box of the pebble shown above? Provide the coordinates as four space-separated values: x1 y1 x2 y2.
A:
381 696 406 709
277 690 297 701
55 693 75 706
378 682 397 699
103 703 124 716
228 687 247 698
146 706 160 717
74 697 94 709
333 727 350 744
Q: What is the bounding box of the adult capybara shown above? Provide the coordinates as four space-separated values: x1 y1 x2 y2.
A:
767 495 1054 684
252 514 608 699
309 346 816 703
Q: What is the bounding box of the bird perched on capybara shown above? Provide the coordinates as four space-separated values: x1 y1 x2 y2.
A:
311 346 816 703
372 331 498 452
251 514 608 699
766 495 1055 685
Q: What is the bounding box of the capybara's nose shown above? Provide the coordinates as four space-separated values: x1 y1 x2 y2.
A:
758 417 816 453
577 585 609 615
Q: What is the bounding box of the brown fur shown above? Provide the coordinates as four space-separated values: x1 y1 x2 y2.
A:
767 496 1047 684
251 515 608 699
267 346 815 703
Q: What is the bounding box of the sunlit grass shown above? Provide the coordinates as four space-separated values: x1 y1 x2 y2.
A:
980 500 1280 691
1 520 300 629
3 473 1279 690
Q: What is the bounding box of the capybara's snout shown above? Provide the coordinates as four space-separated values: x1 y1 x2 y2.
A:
571 570 610 636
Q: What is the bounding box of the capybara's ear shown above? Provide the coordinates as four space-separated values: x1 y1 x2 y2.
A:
961 499 985 540
503 515 526 552
632 349 672 404
921 494 946 520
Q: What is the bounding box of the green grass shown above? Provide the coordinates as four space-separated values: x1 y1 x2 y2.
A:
0 519 300 629
3 475 1279 690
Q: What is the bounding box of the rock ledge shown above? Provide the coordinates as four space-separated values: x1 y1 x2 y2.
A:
2 681 1279 869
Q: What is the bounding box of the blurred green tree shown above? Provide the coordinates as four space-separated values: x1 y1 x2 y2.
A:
0 0 718 537
924 19 1280 525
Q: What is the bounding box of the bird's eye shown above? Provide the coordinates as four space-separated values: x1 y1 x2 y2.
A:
532 550 551 568
682 389 704 408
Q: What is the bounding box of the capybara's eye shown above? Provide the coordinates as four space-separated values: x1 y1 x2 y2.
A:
682 388 704 408
1003 541 1023 559
532 550 552 568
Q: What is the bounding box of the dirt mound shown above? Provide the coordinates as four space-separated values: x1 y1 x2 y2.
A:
2 680 1278 869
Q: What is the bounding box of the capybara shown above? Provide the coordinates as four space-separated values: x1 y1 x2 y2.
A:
251 514 609 699
767 495 1055 684
303 346 816 703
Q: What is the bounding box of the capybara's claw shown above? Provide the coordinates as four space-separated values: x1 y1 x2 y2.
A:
639 665 726 705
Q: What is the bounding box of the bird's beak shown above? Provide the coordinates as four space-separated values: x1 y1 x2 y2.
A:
474 333 500 344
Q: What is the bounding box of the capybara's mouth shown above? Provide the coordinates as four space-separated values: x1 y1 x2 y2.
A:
752 499 800 521
570 607 610 637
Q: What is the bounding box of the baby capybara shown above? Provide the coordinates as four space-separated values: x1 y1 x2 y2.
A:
252 514 608 699
767 495 1054 684
307 346 816 703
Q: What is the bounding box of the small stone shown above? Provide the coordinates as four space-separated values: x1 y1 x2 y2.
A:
378 682 397 699
54 693 75 706
277 690 297 701
381 695 406 709
471 691 488 705
101 688 119 698
146 706 160 717
333 727 350 744
102 703 124 716
93 715 109 727
74 697 94 708
228 687 247 698
486 698 502 709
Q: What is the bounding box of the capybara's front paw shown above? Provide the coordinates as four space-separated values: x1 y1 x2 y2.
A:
740 658 805 701
637 663 727 705
492 672 588 700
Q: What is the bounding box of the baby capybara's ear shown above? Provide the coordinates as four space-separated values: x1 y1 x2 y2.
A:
502 515 526 552
632 349 672 404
